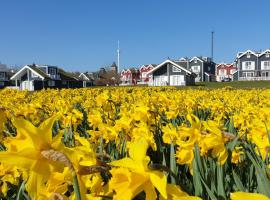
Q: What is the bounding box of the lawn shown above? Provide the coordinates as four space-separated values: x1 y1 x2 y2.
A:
192 81 270 89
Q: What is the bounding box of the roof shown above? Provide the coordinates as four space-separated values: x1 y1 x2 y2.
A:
79 72 95 81
259 49 270 57
58 68 78 81
0 64 9 72
237 50 258 58
10 65 50 80
146 59 194 75
28 65 51 79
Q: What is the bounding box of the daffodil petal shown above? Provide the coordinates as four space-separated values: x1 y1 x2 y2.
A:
231 192 270 200
149 171 167 199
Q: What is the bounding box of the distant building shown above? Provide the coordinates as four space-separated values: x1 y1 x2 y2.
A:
147 59 196 86
216 63 237 82
188 56 216 82
0 64 15 88
233 49 270 81
78 72 95 87
120 68 140 85
10 64 83 91
139 64 156 84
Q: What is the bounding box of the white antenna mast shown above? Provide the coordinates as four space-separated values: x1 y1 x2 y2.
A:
117 40 120 73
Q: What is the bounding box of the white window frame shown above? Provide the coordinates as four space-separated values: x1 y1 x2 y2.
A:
219 69 225 76
141 72 147 78
262 71 269 77
191 65 200 73
242 72 254 77
172 66 181 72
266 53 270 58
261 61 270 70
242 61 255 70
247 53 251 58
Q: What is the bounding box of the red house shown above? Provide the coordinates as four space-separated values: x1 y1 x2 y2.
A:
139 64 156 84
120 68 140 85
216 63 237 81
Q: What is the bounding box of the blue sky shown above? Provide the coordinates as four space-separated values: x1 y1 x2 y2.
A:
0 0 270 72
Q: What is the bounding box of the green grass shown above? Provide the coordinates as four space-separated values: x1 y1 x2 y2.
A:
190 81 270 89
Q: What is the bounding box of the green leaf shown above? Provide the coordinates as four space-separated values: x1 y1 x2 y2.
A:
217 165 226 199
246 151 270 196
170 142 177 184
192 145 203 196
232 170 245 191
200 173 218 200
16 181 25 200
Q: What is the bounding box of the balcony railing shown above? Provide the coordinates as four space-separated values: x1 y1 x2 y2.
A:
239 76 270 81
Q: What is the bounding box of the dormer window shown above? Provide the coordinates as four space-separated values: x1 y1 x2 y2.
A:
194 58 197 63
247 53 251 58
48 68 56 75
266 52 270 58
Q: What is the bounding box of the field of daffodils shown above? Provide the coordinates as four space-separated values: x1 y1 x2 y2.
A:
0 87 270 200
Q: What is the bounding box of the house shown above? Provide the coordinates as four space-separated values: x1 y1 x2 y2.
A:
188 56 216 82
78 72 95 87
233 49 270 81
147 59 196 86
139 64 156 84
120 68 140 85
0 64 15 88
10 64 83 91
216 63 237 82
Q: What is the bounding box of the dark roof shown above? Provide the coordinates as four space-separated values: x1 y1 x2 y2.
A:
58 68 78 81
174 61 188 69
84 72 95 80
0 64 9 72
28 65 51 79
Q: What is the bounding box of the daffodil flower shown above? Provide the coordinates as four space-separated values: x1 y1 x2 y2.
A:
109 137 167 200
0 115 68 198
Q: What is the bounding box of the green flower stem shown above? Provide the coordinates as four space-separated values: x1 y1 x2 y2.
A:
72 172 82 200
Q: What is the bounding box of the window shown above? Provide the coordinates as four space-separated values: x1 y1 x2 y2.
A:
262 61 270 70
242 72 254 77
208 66 211 71
266 53 270 58
242 61 255 70
247 53 251 58
194 58 197 63
48 68 57 75
48 80 55 87
172 66 181 72
141 72 147 78
0 72 5 79
191 65 200 73
62 81 67 85
219 69 225 76
262 72 269 77
0 82 4 86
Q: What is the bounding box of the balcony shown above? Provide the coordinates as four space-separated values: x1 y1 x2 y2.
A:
239 76 270 81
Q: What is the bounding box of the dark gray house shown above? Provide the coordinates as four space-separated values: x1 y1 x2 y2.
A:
78 72 95 87
10 64 83 91
146 59 196 86
0 64 11 88
188 57 216 82
233 49 270 81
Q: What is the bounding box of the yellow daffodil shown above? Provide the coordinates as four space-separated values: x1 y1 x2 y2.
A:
109 137 167 200
0 115 67 198
230 192 270 200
